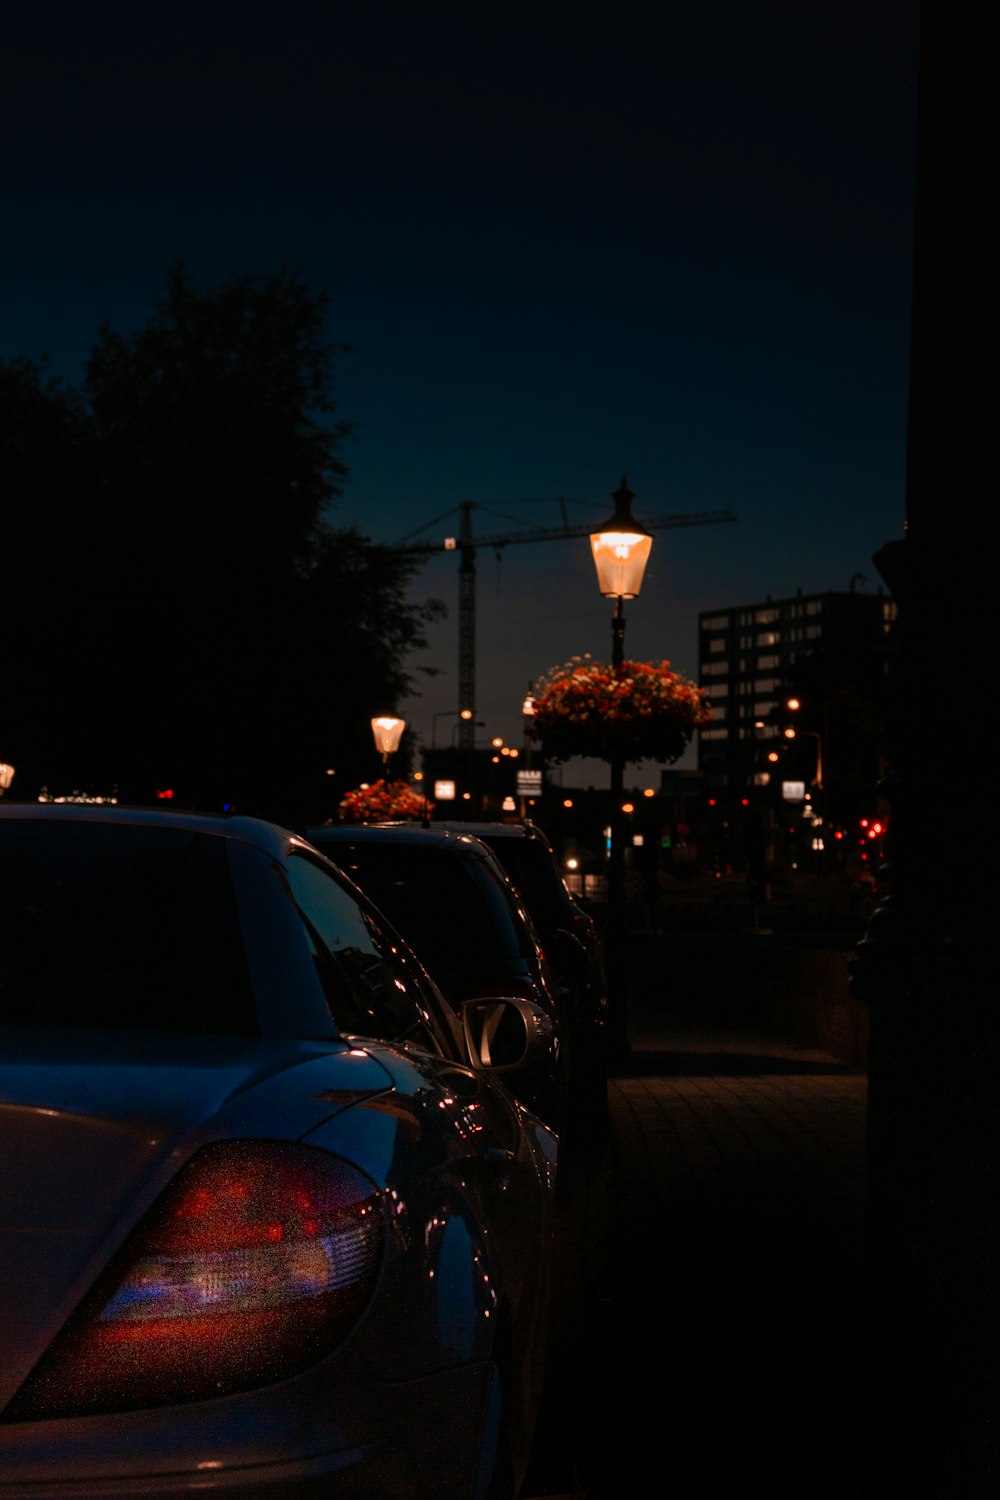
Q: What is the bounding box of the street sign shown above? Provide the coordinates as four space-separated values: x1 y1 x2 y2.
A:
516 769 543 796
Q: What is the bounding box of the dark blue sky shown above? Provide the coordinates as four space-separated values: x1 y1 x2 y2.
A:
3 2 919 780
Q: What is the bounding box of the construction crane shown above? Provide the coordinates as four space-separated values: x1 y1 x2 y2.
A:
391 486 737 750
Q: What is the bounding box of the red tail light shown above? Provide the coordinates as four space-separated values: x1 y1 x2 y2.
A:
8 1141 384 1420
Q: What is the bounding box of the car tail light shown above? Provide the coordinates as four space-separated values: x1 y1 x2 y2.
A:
7 1141 384 1420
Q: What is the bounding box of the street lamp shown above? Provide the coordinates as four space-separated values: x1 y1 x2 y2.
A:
0 763 14 797
589 476 653 1060
432 708 473 750
520 686 536 819
783 726 824 788
371 715 405 769
782 697 824 790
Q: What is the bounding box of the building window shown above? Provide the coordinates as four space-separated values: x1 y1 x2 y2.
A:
755 607 779 624
708 638 726 653
702 614 730 629
756 631 780 646
758 654 780 669
805 600 823 616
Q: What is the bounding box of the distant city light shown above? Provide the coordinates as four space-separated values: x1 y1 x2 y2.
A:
37 789 118 805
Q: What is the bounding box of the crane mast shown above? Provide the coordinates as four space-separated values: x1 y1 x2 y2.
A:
392 491 737 750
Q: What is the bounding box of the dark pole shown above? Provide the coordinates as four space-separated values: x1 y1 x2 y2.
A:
606 594 628 1062
848 6 995 1491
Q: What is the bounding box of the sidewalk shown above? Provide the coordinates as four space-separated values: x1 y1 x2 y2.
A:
523 990 870 1499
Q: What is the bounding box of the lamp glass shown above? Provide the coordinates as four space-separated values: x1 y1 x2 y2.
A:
589 530 652 598
371 716 405 755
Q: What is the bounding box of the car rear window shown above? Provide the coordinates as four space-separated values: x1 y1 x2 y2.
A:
480 838 570 934
314 841 527 993
0 822 257 1034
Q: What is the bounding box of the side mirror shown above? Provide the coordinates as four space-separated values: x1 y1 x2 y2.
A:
460 995 556 1071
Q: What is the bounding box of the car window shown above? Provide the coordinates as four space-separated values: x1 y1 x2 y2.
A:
284 852 447 1051
0 822 257 1034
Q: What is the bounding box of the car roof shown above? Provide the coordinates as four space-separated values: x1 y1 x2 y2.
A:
311 819 551 848
0 801 303 859
431 819 552 845
306 822 501 856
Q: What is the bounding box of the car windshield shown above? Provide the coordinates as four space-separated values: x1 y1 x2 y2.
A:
0 822 257 1034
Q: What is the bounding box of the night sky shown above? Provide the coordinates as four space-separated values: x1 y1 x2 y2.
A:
3 2 920 785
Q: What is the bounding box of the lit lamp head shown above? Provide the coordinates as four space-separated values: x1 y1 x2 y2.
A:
0 763 14 795
590 476 653 598
371 716 405 765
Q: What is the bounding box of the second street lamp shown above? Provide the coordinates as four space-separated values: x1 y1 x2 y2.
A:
371 715 406 770
589 476 653 1061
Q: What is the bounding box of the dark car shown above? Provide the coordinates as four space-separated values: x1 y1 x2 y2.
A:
304 822 586 1143
0 802 559 1500
432 820 609 1138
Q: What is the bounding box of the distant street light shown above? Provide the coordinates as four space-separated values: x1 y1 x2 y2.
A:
782 697 824 789
432 708 473 750
589 476 653 1061
519 686 537 819
783 726 824 787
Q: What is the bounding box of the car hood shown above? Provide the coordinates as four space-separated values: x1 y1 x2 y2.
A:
0 1026 394 1408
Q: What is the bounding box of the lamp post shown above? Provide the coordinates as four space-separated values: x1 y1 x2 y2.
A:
432 707 473 750
782 699 824 792
371 715 405 770
783 726 824 789
590 476 653 1061
520 687 535 819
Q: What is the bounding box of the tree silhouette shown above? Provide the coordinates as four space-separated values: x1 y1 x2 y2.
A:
2 266 443 819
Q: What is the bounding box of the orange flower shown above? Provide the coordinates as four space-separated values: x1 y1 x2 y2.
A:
530 657 711 765
338 779 429 823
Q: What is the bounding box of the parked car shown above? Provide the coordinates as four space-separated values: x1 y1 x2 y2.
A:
432 821 609 1139
304 822 601 1146
0 802 559 1500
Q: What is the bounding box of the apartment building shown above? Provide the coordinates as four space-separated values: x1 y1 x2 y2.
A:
697 586 896 817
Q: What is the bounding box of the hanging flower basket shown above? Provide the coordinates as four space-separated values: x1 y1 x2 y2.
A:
338 779 429 823
529 656 712 765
